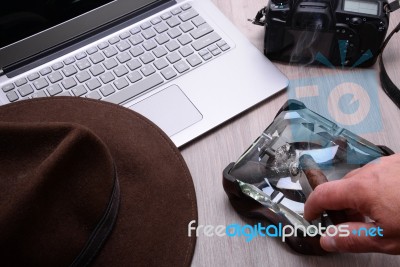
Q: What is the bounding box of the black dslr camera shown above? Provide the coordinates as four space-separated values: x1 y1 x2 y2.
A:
252 0 389 67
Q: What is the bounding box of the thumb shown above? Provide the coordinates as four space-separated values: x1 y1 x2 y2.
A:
320 222 385 253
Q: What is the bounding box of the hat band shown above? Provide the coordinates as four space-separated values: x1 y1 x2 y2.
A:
70 166 120 267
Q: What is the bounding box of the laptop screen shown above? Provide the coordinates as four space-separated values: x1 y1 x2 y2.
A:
0 0 167 72
1 0 115 48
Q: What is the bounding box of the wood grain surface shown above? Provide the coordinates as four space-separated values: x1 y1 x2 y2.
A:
182 1 400 266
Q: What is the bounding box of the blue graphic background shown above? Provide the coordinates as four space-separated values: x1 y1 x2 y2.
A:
287 70 382 134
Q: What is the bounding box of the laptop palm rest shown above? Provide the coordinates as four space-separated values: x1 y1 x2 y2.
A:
130 85 203 137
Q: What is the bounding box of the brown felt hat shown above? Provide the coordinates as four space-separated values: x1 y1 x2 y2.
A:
0 97 197 267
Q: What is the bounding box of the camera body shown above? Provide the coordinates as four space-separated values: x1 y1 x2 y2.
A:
264 0 389 67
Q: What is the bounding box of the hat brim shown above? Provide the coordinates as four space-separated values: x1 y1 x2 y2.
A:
0 97 197 266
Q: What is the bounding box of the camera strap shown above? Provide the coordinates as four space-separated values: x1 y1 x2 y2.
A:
379 1 400 109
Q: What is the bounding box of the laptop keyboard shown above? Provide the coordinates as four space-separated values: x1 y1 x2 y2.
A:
1 3 231 104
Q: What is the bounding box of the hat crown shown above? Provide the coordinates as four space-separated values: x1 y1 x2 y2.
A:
0 123 116 267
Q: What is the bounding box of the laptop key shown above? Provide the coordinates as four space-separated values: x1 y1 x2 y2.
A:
167 52 181 64
151 17 162 25
179 46 194 57
119 31 131 40
62 65 78 77
76 71 91 83
154 58 169 70
63 57 76 65
33 78 49 90
179 22 194 33
130 46 144 57
18 84 34 97
190 23 213 39
103 58 118 70
153 46 168 58
139 53 155 64
220 44 231 51
48 71 63 83
178 34 192 46
174 60 190 73
100 84 116 97
114 77 129 90
161 67 177 80
113 65 129 77
105 73 163 104
89 65 105 76
98 42 109 50
167 28 182 39
130 27 141 35
211 49 222 56
200 51 212 61
76 59 91 70
192 16 206 27
142 40 157 51
51 62 64 70
31 90 47 98
165 40 180 52
86 47 98 55
90 52 105 64
129 35 144 45
40 67 52 76
86 78 102 91
191 32 221 51
61 77 77 89
103 46 118 58
179 9 198 22
142 28 156 39
116 52 132 63
140 21 152 30
27 72 40 81
181 3 192 10
166 17 181 28
15 78 28 87
187 54 202 67
75 52 87 60
208 44 218 52
56 91 71 97
140 65 156 76
171 8 182 15
72 85 88 96
100 72 115 84
2 83 15 92
108 36 120 45
116 40 131 52
86 91 102 100
154 22 168 34
47 84 63 96
161 12 172 20
6 91 19 102
127 59 142 71
155 33 170 45
127 71 142 83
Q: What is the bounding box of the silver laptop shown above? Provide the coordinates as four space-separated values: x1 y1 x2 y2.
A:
0 0 288 147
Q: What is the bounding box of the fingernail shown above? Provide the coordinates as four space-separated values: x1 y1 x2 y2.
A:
321 236 337 252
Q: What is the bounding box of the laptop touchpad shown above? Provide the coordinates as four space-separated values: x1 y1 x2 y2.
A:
130 85 203 137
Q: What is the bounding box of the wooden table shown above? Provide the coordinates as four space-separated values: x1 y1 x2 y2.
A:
182 0 400 266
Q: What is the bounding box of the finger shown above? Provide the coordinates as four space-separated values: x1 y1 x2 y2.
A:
342 167 361 179
304 178 371 221
320 222 386 253
344 209 365 222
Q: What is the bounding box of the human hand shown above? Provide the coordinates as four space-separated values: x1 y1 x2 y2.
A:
304 153 400 254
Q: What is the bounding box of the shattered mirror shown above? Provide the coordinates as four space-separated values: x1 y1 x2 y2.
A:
223 100 393 254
